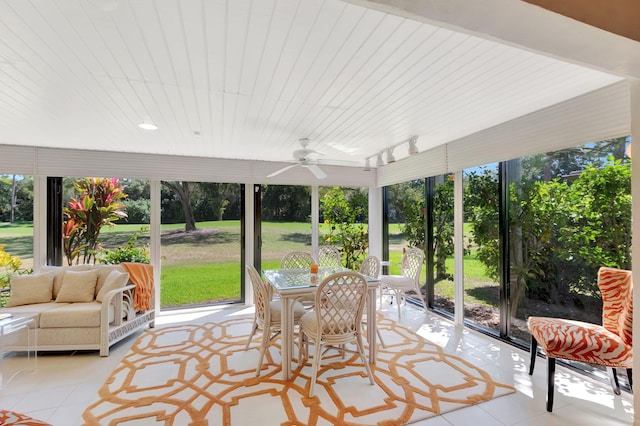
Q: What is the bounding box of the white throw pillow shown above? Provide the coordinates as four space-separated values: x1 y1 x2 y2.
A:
96 270 130 302
55 270 99 303
6 272 55 307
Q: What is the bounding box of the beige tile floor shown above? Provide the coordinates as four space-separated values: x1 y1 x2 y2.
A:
0 299 633 425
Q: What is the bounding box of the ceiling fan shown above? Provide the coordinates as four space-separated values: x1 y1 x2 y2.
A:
266 138 339 179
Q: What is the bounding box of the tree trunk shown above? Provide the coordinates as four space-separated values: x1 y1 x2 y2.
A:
162 181 197 232
10 174 16 223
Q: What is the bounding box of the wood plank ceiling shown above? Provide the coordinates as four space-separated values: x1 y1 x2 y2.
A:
0 0 624 172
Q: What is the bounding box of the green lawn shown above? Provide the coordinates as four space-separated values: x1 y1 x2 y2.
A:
0 221 493 310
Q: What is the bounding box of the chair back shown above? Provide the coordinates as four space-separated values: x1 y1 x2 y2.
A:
359 255 380 278
401 248 424 284
281 251 314 269
314 272 368 341
598 266 633 345
247 265 270 328
317 245 341 267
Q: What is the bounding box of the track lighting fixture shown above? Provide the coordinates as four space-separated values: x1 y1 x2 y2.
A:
364 135 419 168
364 158 371 171
408 137 419 155
386 148 396 163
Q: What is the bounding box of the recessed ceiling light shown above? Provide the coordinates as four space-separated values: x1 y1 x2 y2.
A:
138 122 158 130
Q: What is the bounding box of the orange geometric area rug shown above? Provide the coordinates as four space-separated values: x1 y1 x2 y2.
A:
82 316 514 425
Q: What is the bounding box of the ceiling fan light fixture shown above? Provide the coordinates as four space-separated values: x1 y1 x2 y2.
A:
408 137 419 155
386 148 396 163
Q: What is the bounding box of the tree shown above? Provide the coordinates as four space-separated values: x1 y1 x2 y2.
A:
465 152 631 314
320 187 368 269
262 185 310 222
162 181 197 231
63 178 128 265
432 176 454 280
0 175 33 222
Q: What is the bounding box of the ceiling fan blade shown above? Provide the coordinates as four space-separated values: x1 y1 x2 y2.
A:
266 163 298 178
303 163 327 179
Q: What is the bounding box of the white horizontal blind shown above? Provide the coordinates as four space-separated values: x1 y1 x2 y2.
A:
446 81 630 172
377 81 630 186
0 145 376 187
0 145 37 174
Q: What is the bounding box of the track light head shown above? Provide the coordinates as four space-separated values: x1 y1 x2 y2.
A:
386 148 396 163
363 158 371 171
376 153 384 167
408 137 419 155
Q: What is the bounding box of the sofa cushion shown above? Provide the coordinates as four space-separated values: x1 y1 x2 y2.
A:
0 302 66 327
41 264 95 299
94 264 126 295
96 270 130 302
41 264 126 297
39 302 102 328
55 270 99 303
5 272 54 307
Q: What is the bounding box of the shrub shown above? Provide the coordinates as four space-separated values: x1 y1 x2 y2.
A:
98 227 150 264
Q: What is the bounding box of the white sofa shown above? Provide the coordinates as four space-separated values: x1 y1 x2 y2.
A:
0 263 155 356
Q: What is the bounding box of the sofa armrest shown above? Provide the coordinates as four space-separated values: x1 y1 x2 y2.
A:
98 283 155 356
100 284 136 327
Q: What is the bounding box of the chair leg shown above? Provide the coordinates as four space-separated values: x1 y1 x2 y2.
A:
298 329 305 366
608 367 621 395
355 333 374 385
309 338 323 397
245 320 258 350
256 326 270 377
529 335 538 375
414 283 427 313
627 368 633 392
547 357 555 412
394 289 403 319
376 327 385 348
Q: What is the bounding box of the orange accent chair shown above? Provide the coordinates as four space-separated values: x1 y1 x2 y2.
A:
527 266 633 412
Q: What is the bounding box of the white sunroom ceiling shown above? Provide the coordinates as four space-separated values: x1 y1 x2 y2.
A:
0 0 628 182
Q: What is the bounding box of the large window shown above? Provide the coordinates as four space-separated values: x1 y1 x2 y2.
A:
319 186 369 269
160 181 242 309
259 185 312 270
0 174 34 301
463 164 500 333
384 180 427 301
508 138 631 344
430 175 454 316
61 177 150 267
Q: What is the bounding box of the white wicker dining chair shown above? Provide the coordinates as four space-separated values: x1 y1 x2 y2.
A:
359 255 385 347
317 245 341 267
298 271 375 397
379 247 426 319
245 265 306 377
281 251 314 269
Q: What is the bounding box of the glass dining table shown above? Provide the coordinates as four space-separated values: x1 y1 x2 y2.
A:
262 266 380 380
